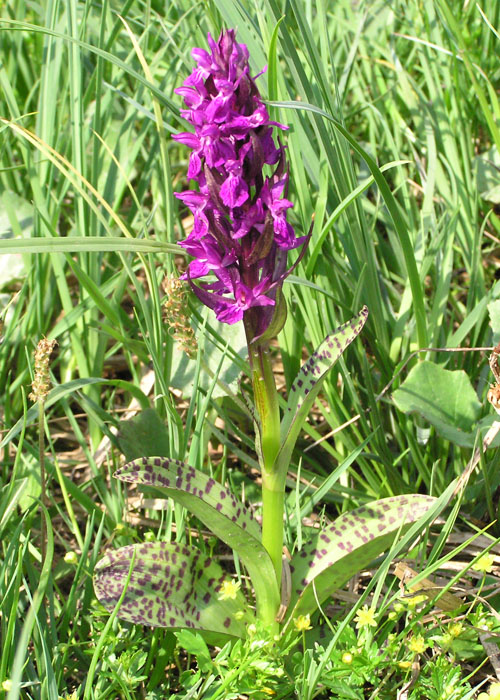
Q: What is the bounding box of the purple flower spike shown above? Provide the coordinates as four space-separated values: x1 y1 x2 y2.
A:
174 29 308 341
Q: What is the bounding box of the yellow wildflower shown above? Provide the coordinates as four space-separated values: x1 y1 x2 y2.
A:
294 614 312 632
448 622 463 638
478 684 500 700
404 594 427 609
398 661 412 670
473 553 495 574
217 579 241 601
342 652 353 664
354 605 377 629
408 634 427 654
2 680 12 692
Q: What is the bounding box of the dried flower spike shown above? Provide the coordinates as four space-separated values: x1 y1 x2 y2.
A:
173 29 308 341
163 276 198 358
30 338 57 402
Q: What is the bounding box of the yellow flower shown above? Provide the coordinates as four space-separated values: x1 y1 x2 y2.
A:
294 614 312 632
448 622 463 638
342 652 353 664
262 689 276 696
354 605 377 629
2 680 12 692
473 553 495 574
489 682 500 700
404 594 427 609
408 634 427 654
217 579 241 601
398 661 412 670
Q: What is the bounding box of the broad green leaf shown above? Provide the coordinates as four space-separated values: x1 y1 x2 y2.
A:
287 494 436 619
392 361 481 448
169 308 248 399
94 541 248 641
115 458 280 623
117 409 170 461
276 307 368 480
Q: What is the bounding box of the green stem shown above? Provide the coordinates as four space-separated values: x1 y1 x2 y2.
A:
247 337 284 628
249 342 281 468
38 400 46 564
261 473 284 587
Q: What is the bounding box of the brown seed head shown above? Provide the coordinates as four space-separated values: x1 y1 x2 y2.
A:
29 338 57 402
163 277 197 359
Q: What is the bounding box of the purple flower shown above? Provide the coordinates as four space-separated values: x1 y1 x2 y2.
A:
173 29 308 340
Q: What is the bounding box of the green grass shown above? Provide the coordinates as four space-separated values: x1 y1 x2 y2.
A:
1 0 500 697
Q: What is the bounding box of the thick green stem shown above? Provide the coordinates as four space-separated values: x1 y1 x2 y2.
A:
247 338 284 628
261 473 284 587
249 343 281 469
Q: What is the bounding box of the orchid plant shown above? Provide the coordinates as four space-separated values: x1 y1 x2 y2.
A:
94 30 436 643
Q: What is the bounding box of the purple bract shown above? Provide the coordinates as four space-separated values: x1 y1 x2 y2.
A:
173 29 307 339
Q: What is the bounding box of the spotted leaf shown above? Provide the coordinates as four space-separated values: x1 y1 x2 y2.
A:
276 307 368 481
94 541 249 641
115 458 280 624
287 494 436 620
